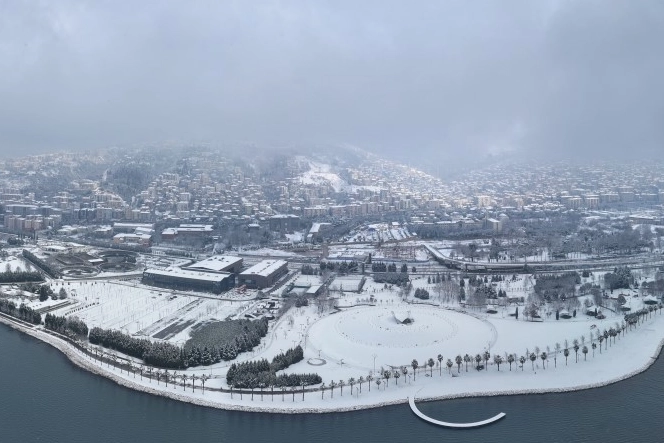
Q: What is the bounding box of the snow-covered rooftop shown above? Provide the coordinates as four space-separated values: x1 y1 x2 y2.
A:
240 259 288 277
186 255 242 272
144 267 232 282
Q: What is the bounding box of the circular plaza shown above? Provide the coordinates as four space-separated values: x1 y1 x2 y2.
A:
307 305 495 370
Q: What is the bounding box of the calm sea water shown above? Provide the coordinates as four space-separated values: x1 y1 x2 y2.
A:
1 322 663 443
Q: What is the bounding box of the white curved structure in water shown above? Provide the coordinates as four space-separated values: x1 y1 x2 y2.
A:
408 395 506 428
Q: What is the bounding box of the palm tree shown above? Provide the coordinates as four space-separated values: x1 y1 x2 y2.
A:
190 374 198 392
582 345 588 361
540 352 547 369
229 383 234 399
474 354 482 370
464 354 471 372
379 370 388 388
180 373 187 391
573 344 580 363
164 370 170 388
321 383 326 399
329 380 336 398
554 343 561 367
603 330 609 350
147 366 153 383
563 348 570 365
493 355 503 371
446 358 453 374
592 342 597 357
172 371 178 389
348 377 356 395
292 386 296 402
281 386 286 401
126 361 134 378
507 354 515 371
598 335 604 354
455 355 463 373
483 351 490 370
156 370 162 385
339 379 345 395
110 354 118 371
411 360 418 380
519 355 526 371
393 370 400 385
529 353 537 370
358 376 364 393
139 364 144 380
200 374 209 394
401 366 408 383
375 379 381 390
437 354 443 375
302 382 305 401
427 358 435 376
367 374 373 392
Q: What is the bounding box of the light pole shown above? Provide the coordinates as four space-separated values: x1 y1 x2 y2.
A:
372 353 377 374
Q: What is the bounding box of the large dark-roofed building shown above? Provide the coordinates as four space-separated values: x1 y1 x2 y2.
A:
142 268 235 294
238 259 288 289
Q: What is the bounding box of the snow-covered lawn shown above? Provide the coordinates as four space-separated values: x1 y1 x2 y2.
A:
7 295 663 414
42 281 253 338
0 255 35 272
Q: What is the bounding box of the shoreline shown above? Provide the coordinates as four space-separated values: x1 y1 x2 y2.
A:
1 313 662 415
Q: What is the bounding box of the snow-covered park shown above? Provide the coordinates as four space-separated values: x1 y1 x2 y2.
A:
2 246 664 414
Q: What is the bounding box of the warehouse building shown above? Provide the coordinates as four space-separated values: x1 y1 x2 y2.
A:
184 255 243 274
238 259 288 289
142 268 235 294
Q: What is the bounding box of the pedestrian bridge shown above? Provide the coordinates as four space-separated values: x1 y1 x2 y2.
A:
408 394 506 428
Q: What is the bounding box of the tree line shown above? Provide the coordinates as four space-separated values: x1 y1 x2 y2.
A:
0 269 43 283
184 318 269 365
44 313 88 340
0 299 41 324
89 327 184 368
90 318 270 369
226 345 322 388
604 267 634 291
534 272 581 301
22 249 62 279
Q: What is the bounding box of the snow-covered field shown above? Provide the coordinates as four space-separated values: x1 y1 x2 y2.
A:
2 293 663 414
0 255 35 272
4 247 664 414
12 280 256 341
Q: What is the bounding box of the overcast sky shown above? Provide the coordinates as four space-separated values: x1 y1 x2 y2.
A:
1 1 662 166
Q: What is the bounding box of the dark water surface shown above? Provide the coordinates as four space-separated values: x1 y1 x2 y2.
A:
1 322 663 443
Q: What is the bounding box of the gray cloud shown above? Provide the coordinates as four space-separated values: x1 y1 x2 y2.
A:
0 1 662 166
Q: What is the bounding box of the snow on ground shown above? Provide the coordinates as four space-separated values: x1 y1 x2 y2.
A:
43 280 254 338
284 231 305 244
0 255 35 272
6 251 664 413
239 248 297 257
6 292 663 413
307 305 493 370
298 161 348 192
329 275 364 292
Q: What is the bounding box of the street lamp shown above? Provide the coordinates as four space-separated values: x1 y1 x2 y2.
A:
372 353 378 373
